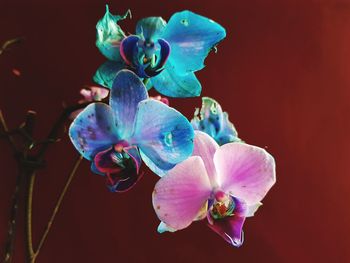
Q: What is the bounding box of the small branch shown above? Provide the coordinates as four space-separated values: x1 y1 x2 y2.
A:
0 38 23 56
34 156 83 258
0 111 18 154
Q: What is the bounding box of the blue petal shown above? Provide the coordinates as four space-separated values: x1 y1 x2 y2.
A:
96 5 130 61
136 17 167 41
110 70 148 139
131 99 194 173
191 97 241 145
216 112 241 145
151 62 201 97
93 60 126 89
139 150 169 177
162 10 226 74
69 103 119 160
120 35 140 67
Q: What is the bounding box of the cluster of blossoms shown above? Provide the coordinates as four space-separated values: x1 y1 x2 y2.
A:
69 6 276 247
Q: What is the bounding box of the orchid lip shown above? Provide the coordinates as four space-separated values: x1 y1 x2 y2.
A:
209 190 236 220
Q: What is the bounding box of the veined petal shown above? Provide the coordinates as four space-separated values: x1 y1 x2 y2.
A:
207 214 245 247
214 143 276 205
69 103 119 160
136 17 167 41
96 5 130 61
110 70 148 139
93 60 126 89
151 62 201 97
162 10 226 74
132 99 194 173
192 131 219 187
152 156 212 230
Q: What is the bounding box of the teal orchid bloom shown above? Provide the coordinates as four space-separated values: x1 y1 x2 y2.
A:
191 97 241 145
93 6 226 98
69 70 194 192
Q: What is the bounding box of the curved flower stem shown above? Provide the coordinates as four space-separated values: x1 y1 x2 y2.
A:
33 155 83 259
25 173 36 263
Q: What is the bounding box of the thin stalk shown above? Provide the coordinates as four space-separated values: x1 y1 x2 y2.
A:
25 173 36 263
34 156 82 258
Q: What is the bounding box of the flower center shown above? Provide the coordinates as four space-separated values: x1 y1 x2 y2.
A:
209 191 235 219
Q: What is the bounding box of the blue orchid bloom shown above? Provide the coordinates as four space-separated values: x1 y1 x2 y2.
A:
69 70 194 192
93 6 226 98
191 97 241 146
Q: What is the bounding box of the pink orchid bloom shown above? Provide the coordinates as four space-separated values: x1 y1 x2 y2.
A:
152 131 276 247
79 86 109 103
150 95 169 106
70 86 109 120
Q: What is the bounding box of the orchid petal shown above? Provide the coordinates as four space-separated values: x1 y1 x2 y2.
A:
151 62 201 97
123 145 142 174
110 70 148 139
96 5 130 61
132 99 194 173
98 146 143 193
139 151 167 177
216 112 241 145
192 131 219 187
157 221 176 233
162 10 226 74
207 215 245 247
152 156 212 230
136 17 167 41
119 35 140 66
214 143 276 205
69 103 119 160
107 169 144 193
94 147 124 174
93 60 126 89
246 202 263 217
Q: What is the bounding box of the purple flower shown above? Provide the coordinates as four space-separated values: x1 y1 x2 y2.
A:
152 131 276 246
69 70 194 192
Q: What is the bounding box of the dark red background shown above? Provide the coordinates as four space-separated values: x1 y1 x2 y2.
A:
1 0 349 262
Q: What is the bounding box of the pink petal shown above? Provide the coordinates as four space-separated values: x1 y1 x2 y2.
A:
207 214 245 247
192 131 219 187
152 156 212 230
213 143 276 205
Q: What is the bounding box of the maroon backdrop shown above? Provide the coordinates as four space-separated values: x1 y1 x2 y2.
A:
1 0 349 262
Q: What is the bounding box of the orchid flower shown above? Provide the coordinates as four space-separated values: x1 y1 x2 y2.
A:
70 86 109 120
192 97 241 145
93 5 226 97
150 95 169 106
69 70 194 192
152 131 275 246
